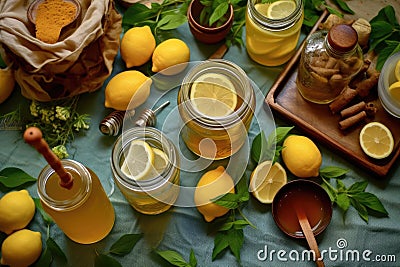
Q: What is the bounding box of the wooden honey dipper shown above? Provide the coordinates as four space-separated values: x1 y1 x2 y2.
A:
24 127 73 189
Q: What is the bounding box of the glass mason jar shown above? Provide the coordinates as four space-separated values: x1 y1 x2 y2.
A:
297 24 364 104
37 159 115 244
246 0 304 66
178 59 255 160
111 127 180 215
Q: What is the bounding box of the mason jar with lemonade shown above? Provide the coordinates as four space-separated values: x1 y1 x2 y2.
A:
246 0 304 66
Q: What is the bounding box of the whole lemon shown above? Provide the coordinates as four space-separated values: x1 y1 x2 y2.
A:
282 135 322 178
1 229 42 267
104 70 152 111
194 166 235 222
0 67 15 104
152 38 190 75
120 26 156 68
0 190 35 235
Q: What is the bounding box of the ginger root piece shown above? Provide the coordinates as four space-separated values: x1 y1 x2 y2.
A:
352 18 371 48
35 0 77 44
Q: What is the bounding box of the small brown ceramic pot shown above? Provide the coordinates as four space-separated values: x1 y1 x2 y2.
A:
187 0 234 44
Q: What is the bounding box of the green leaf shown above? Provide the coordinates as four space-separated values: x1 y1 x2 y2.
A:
33 246 52 267
94 254 122 267
251 131 268 163
268 126 294 145
331 0 354 14
232 219 250 230
123 3 160 26
228 228 244 261
349 198 369 223
212 193 240 209
189 249 197 267
0 167 36 189
319 166 348 179
47 237 67 263
236 174 249 202
351 192 389 216
156 250 191 267
209 2 229 26
212 231 230 260
336 193 350 212
348 181 368 193
157 14 187 30
33 198 53 225
336 179 347 192
321 181 336 202
109 234 143 256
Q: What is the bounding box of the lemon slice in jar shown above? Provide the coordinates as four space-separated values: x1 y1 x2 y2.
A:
267 0 296 19
190 73 237 118
121 140 155 181
394 59 400 81
389 81 400 103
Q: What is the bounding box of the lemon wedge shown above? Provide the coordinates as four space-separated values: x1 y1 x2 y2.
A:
359 122 394 159
249 161 287 204
389 81 400 103
267 0 296 19
190 73 237 118
121 140 155 181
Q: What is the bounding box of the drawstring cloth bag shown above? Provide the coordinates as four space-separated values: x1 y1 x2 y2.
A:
0 0 122 101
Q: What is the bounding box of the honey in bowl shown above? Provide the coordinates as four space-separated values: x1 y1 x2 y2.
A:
272 180 332 238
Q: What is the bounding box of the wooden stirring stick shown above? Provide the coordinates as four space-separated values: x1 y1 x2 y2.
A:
24 127 73 189
296 206 325 267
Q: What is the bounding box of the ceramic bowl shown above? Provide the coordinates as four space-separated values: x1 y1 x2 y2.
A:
187 0 234 44
378 51 400 118
272 179 332 239
27 0 81 26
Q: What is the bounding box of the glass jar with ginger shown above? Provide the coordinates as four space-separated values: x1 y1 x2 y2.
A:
297 24 363 104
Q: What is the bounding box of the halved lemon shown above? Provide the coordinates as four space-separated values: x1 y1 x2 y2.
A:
359 122 394 159
389 81 400 103
121 140 154 180
249 161 287 204
395 59 400 81
267 0 296 19
190 73 237 118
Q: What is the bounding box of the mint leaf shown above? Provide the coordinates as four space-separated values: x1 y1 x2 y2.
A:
348 181 368 193
33 245 52 267
349 198 369 223
336 193 350 213
319 166 348 179
47 237 67 263
157 14 187 30
212 193 240 209
189 249 197 267
331 0 354 14
228 227 244 261
212 231 230 260
251 131 268 163
33 198 53 225
109 234 143 256
0 167 36 189
351 192 389 216
156 250 193 267
94 254 122 267
209 2 229 26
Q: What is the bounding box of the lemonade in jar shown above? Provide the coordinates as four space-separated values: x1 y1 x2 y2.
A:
246 0 304 66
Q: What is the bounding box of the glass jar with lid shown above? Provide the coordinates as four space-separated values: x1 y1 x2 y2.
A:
177 59 255 160
297 24 364 104
245 0 304 66
111 127 180 215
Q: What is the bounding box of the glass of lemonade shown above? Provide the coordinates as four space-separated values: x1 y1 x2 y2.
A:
245 0 304 66
111 127 180 215
177 60 255 160
37 159 115 244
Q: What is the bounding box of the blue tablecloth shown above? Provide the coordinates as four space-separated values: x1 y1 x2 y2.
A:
1 2 400 267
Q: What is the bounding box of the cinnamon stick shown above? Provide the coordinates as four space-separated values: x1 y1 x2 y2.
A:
329 86 358 114
340 101 365 118
339 111 367 130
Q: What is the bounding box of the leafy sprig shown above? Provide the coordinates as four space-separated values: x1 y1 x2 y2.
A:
156 249 197 267
369 5 400 70
320 166 389 223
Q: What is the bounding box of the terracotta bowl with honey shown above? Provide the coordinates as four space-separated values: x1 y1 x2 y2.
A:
272 179 332 239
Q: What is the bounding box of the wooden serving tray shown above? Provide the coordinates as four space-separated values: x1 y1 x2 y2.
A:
265 11 400 177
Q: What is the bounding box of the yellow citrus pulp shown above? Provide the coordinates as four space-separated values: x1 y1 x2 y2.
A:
250 161 287 204
194 166 235 222
394 59 400 81
121 140 155 181
282 135 322 178
267 0 296 19
190 73 237 118
388 81 400 103
359 122 394 159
